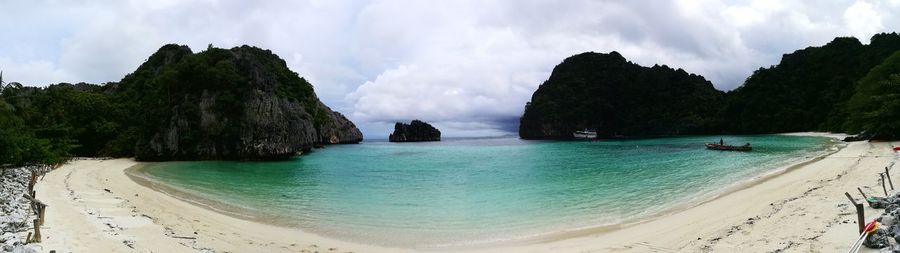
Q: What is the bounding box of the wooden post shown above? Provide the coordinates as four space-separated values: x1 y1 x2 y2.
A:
887 167 895 190
32 219 40 243
846 192 865 234
858 187 869 200
38 204 46 226
883 173 889 197
27 171 36 193
23 193 46 216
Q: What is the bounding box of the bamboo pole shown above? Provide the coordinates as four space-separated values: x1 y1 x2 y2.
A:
882 173 889 197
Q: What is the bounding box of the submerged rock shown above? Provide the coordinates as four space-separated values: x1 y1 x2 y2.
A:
389 120 441 142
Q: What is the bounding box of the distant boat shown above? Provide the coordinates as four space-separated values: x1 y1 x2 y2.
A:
573 129 598 139
705 143 752 151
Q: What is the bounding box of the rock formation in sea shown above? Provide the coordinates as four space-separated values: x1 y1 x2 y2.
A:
389 120 441 142
115 44 362 161
519 51 724 139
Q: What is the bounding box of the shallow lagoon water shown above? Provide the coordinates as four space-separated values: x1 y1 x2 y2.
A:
138 135 834 247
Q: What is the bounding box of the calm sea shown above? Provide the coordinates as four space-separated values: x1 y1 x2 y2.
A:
136 135 836 247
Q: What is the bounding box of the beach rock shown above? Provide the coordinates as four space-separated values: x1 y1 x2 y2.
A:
120 44 363 161
10 245 38 253
864 228 890 248
869 197 892 209
389 120 441 142
0 166 44 253
843 131 875 142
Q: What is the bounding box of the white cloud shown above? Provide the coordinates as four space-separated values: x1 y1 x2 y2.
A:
844 0 884 42
0 0 899 137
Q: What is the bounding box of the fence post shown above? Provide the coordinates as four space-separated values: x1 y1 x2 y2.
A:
887 167 894 190
31 219 40 243
846 192 865 234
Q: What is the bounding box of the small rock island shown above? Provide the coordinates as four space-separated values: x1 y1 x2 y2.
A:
389 120 441 142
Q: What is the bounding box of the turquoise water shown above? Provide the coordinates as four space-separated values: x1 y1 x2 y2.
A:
138 135 836 247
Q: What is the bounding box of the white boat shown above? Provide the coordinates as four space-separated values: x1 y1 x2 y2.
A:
573 129 597 139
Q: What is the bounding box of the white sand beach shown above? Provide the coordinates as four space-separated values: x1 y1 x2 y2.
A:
32 133 899 252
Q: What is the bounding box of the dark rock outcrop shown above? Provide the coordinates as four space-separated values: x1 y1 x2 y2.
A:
118 44 362 161
389 120 441 142
519 51 724 139
860 191 900 250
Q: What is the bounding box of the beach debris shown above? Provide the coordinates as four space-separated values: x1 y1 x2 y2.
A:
123 240 135 249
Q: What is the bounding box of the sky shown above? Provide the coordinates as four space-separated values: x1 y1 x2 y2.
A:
1 0 898 138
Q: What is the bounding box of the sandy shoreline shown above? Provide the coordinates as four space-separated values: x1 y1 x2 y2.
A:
34 133 899 252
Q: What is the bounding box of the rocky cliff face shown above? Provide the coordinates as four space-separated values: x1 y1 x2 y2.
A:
389 120 441 142
519 52 724 139
121 44 362 161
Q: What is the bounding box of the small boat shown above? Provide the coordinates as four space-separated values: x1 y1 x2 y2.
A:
573 129 598 139
705 143 752 151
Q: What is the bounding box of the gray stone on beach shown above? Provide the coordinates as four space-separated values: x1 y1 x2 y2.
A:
864 228 890 248
10 245 39 253
869 197 891 209
0 166 47 253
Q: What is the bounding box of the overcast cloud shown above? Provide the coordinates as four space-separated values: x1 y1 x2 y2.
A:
1 0 898 137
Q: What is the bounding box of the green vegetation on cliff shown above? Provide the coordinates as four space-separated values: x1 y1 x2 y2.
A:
0 44 362 163
520 33 900 140
519 52 725 139
118 44 362 160
844 51 900 138
722 33 900 133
